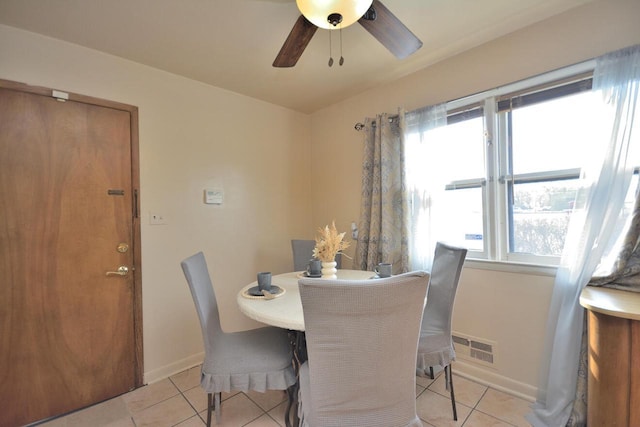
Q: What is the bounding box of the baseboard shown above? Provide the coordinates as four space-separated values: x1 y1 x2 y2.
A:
143 352 204 385
141 352 537 403
453 359 537 402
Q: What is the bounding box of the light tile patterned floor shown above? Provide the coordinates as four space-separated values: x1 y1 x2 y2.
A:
36 365 532 426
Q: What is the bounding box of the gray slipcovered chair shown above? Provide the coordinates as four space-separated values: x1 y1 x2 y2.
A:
181 252 296 426
416 242 467 421
291 239 341 271
297 271 430 427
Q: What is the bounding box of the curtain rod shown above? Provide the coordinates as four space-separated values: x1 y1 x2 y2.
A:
354 117 395 131
353 102 481 131
354 59 596 131
354 103 478 131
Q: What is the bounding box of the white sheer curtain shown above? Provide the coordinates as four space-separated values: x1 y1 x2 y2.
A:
404 103 447 270
528 44 640 427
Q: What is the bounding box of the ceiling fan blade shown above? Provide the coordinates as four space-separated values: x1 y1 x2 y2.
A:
358 0 422 60
273 15 318 67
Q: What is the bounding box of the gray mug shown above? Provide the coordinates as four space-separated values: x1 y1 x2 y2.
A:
374 263 392 278
257 272 272 292
307 259 322 276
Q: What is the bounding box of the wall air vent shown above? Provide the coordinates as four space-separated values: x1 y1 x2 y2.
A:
452 331 496 367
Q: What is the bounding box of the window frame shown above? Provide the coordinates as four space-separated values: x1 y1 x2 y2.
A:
437 60 597 267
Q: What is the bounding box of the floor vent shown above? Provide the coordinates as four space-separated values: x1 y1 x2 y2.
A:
452 332 496 367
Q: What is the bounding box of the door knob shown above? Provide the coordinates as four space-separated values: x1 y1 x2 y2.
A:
106 266 129 276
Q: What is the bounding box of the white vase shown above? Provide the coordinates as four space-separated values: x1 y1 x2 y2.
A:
321 261 337 279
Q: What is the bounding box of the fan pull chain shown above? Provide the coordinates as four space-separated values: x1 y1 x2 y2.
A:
328 30 334 67
339 27 344 66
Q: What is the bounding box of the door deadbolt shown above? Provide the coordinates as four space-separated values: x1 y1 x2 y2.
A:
117 243 129 253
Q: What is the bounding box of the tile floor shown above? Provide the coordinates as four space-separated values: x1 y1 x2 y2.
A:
37 364 532 426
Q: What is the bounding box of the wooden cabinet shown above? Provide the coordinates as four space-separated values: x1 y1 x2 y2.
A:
580 287 640 426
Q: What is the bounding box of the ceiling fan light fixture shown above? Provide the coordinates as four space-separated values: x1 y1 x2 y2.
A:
296 0 373 30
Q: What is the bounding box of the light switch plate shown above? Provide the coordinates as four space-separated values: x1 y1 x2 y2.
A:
204 188 224 204
149 212 166 225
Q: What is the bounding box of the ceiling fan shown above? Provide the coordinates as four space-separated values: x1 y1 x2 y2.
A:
273 0 422 67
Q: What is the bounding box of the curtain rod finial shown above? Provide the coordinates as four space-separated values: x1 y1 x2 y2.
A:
354 122 365 131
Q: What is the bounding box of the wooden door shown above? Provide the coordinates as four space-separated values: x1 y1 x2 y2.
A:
0 81 142 427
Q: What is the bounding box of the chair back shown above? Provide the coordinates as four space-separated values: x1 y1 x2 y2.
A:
418 242 467 364
181 252 223 354
291 239 342 271
299 271 429 426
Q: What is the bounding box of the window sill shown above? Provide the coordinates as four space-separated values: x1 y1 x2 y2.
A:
464 259 558 277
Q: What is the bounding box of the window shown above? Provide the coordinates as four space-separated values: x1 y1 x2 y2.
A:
431 113 486 253
498 80 605 264
405 63 636 266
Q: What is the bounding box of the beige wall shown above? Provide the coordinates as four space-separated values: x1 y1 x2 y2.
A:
0 24 313 382
2 0 640 399
310 0 640 398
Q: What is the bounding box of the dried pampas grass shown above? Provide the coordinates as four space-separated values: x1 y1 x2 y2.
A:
312 221 350 262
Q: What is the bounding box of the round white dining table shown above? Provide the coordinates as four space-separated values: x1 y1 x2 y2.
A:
237 269 374 331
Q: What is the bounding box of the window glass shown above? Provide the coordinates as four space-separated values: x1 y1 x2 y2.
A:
511 180 578 256
507 90 608 258
441 187 484 251
511 91 602 175
405 118 484 185
429 118 485 182
405 115 486 256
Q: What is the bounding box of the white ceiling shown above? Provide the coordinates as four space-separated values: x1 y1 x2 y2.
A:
0 0 594 113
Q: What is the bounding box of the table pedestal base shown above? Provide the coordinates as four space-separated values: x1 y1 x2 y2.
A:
284 331 307 427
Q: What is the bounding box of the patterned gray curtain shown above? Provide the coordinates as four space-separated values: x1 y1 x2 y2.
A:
590 188 640 291
354 112 410 273
566 316 589 427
